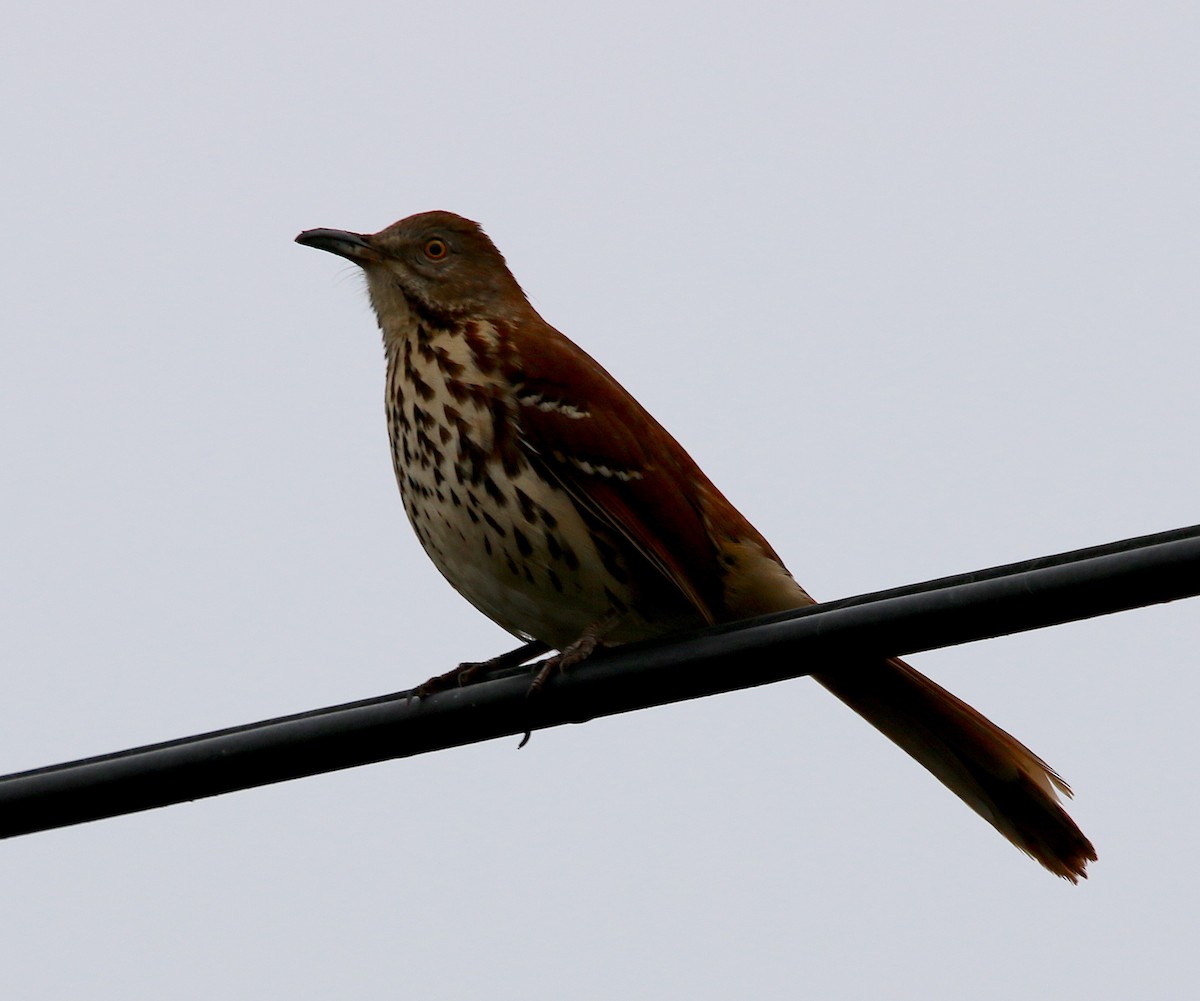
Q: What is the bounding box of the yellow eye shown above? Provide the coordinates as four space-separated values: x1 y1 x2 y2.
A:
424 238 448 261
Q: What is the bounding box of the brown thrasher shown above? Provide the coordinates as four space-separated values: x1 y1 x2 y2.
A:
296 210 1095 880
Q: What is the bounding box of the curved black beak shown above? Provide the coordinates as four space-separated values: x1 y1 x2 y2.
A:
295 228 380 264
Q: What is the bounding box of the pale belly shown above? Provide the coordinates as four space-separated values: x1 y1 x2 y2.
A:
403 459 640 648
386 332 683 650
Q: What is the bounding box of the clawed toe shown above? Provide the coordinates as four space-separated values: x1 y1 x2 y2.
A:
526 631 606 697
411 640 551 701
411 662 484 700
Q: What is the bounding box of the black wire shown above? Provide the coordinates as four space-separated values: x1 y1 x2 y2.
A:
2 523 1197 840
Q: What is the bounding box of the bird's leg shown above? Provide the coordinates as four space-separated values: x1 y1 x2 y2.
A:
527 614 622 697
518 617 622 749
413 640 551 699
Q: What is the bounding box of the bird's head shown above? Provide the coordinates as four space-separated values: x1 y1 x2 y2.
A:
296 210 529 328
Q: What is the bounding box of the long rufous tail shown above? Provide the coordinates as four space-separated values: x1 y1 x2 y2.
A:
812 657 1095 880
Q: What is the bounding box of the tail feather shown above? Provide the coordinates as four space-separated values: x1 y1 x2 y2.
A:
812 657 1096 881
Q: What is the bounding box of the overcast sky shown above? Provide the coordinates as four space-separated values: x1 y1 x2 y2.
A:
2 2 1197 998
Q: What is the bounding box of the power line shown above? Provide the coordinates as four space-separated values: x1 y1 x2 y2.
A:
2 523 1197 840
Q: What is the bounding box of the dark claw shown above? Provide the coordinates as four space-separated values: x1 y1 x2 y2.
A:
409 640 551 701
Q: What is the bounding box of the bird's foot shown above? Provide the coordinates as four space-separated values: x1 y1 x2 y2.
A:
411 640 550 700
527 632 604 698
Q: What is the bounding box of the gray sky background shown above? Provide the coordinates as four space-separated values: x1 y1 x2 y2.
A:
2 2 1197 998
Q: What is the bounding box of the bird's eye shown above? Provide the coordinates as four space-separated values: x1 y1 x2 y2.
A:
424 238 448 261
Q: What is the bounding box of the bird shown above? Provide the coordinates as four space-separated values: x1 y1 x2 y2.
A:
296 210 1096 880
